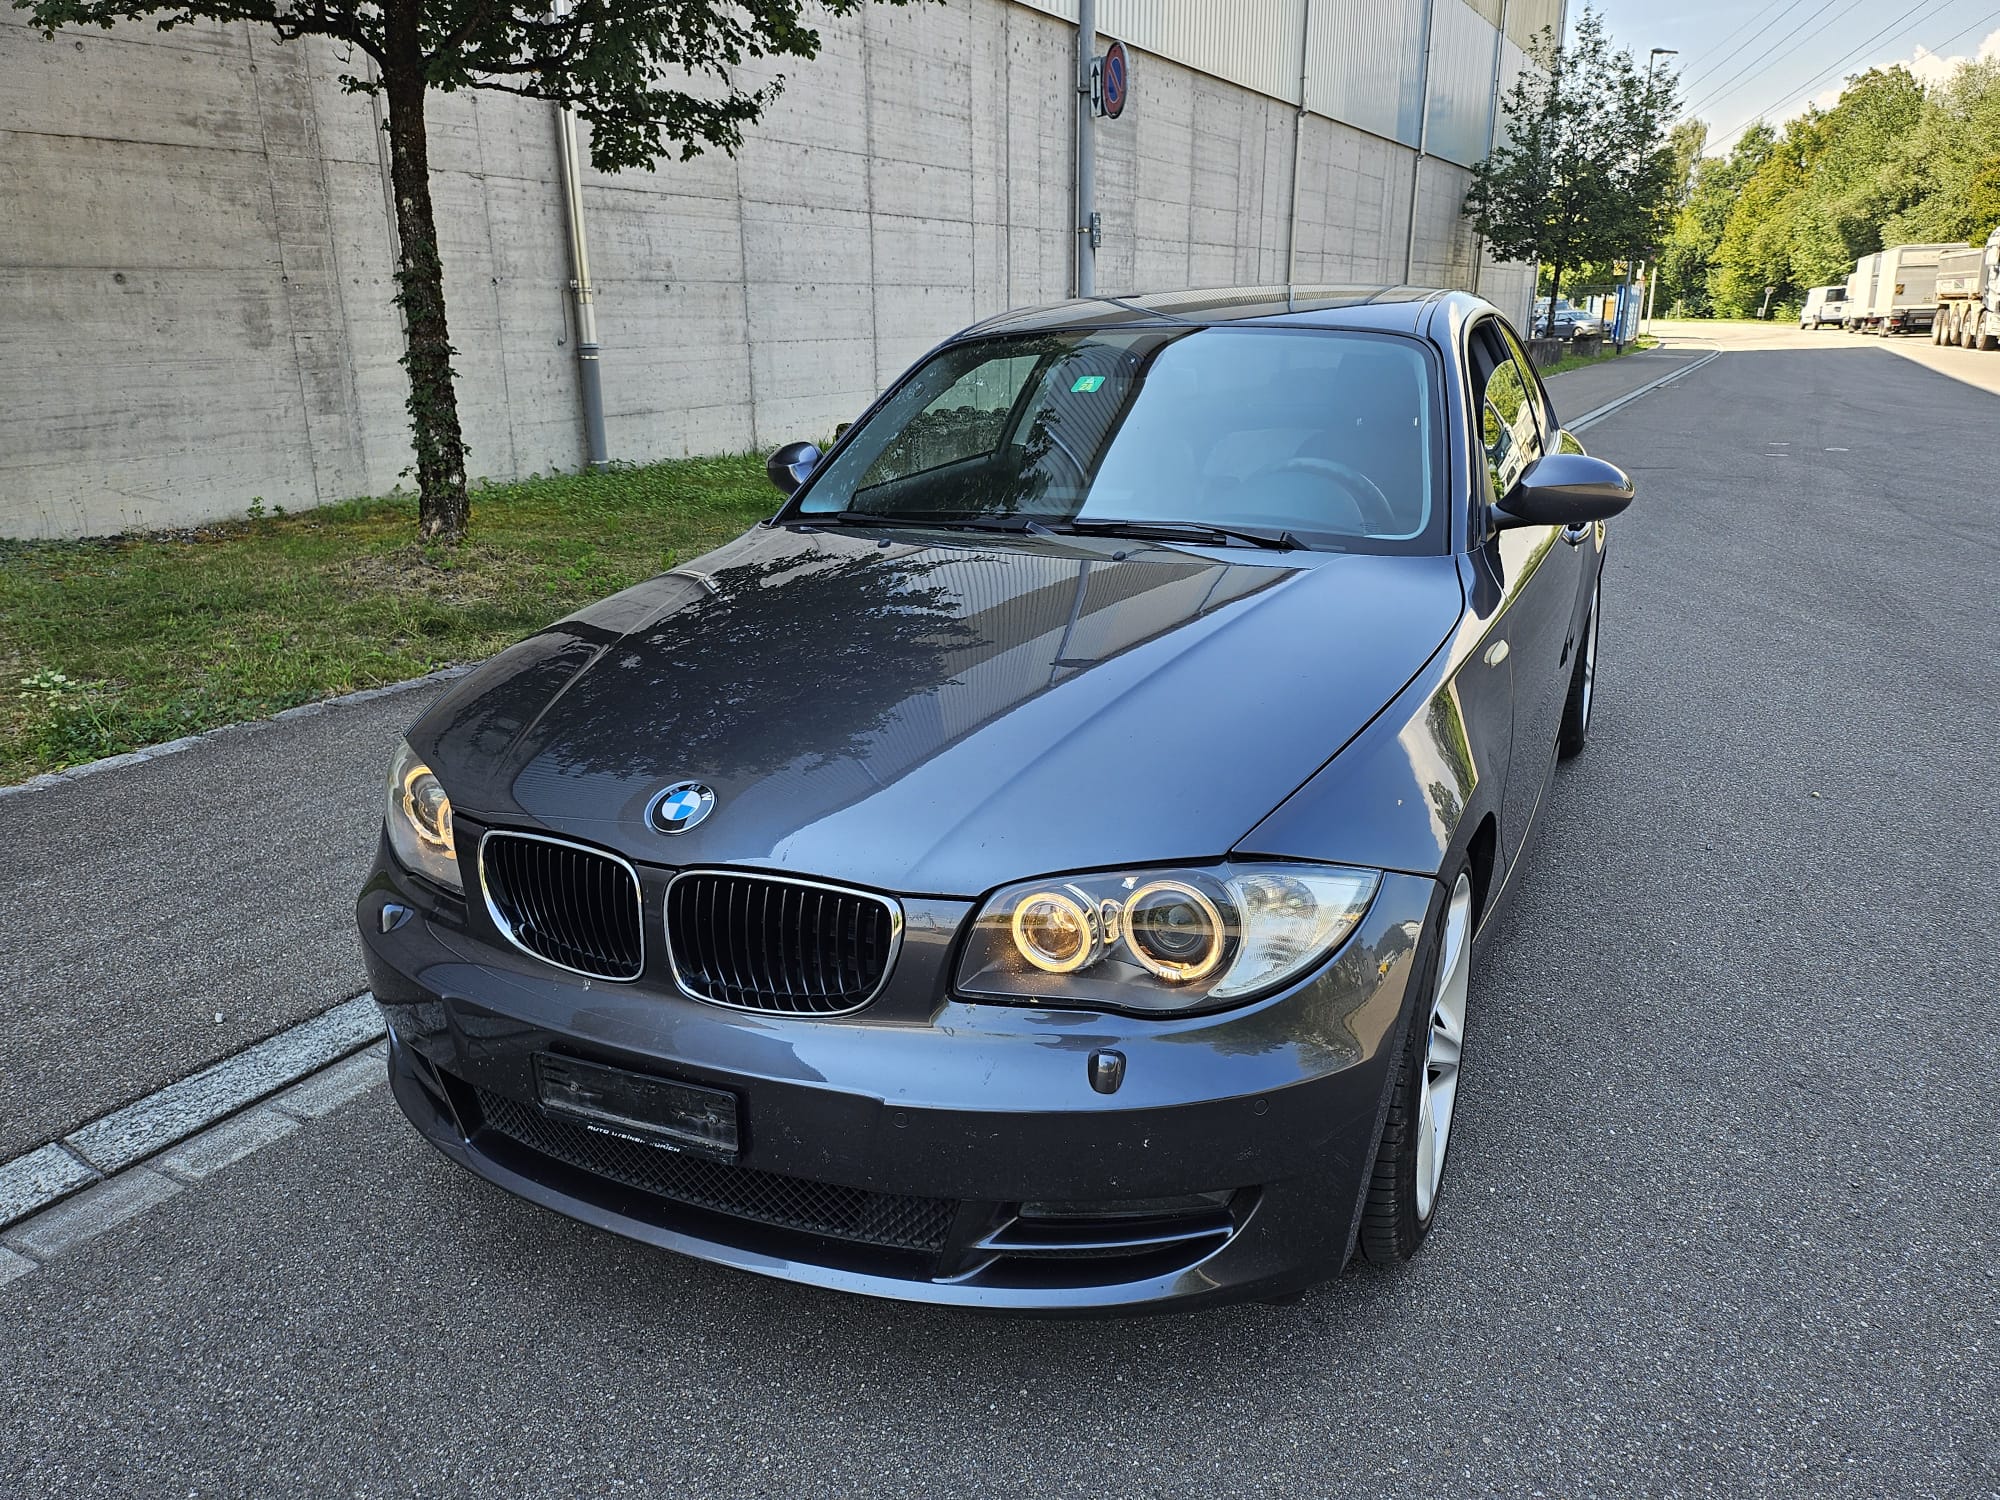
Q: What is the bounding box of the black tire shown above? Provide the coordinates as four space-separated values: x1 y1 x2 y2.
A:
1556 574 1600 759
1359 863 1474 1266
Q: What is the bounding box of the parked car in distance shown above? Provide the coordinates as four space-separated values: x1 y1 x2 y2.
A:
1536 308 1602 341
358 286 1636 1314
1800 284 1848 329
1532 297 1601 340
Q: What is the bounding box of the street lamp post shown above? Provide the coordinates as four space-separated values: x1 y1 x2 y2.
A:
1618 46 1676 352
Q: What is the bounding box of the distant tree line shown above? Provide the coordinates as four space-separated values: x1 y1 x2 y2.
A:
1659 60 2000 318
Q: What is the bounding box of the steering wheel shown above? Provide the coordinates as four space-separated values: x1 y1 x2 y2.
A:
1241 456 1398 534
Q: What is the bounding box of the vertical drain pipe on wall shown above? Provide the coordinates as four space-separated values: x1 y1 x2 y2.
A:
1285 1 1313 289
1472 0 1509 299
554 101 609 469
1403 0 1438 285
1074 0 1097 298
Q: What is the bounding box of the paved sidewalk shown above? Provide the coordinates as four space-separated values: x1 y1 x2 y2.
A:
1540 338 1718 426
0 682 451 1159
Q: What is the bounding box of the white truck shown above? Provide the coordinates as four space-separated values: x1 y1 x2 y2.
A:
1842 255 1881 330
1932 227 2000 350
1850 242 1965 335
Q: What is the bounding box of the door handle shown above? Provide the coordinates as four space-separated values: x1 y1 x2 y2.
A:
1560 523 1591 546
1484 640 1510 667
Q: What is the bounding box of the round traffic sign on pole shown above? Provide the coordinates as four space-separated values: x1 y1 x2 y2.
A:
1100 39 1128 119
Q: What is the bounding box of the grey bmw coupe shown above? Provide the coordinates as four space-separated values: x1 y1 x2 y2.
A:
358 286 1633 1312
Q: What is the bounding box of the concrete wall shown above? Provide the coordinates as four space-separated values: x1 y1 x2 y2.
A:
0 2 1529 539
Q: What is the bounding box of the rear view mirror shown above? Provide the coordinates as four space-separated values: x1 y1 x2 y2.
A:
766 441 823 497
1496 452 1634 529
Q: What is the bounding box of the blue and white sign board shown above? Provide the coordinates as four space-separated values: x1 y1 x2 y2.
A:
1614 282 1641 342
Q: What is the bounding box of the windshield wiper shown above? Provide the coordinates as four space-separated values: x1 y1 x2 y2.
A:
795 511 1053 535
1050 517 1304 552
796 511 1302 552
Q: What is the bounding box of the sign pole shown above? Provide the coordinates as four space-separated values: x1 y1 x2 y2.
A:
1074 0 1097 298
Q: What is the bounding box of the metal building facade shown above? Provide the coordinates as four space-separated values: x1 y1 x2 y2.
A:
1015 0 1554 167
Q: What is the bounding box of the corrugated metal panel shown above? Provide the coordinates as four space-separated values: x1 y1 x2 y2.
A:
1009 0 1309 104
1504 0 1564 54
1304 0 1429 147
1496 36 1530 101
1009 0 1523 157
1424 0 1500 166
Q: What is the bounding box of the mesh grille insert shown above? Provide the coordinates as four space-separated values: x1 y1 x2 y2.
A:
480 832 644 981
475 1088 955 1254
667 873 897 1014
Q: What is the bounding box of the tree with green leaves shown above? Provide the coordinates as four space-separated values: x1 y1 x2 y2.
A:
1657 123 1776 315
13 0 908 543
1464 7 1679 328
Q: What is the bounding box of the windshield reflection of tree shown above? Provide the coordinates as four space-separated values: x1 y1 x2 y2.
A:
513 548 983 782
853 333 1178 520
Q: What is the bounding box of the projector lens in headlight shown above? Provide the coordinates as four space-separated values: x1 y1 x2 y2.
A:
1121 879 1228 982
1010 887 1105 974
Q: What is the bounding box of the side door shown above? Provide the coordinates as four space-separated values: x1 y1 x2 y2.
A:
1468 317 1583 871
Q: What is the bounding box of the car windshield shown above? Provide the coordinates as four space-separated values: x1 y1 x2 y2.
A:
792 326 1441 554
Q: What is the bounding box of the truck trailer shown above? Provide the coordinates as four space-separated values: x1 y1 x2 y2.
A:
1851 243 1965 335
1843 255 1881 329
1932 227 2000 350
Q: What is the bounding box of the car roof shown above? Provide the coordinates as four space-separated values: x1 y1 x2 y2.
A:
955 285 1490 342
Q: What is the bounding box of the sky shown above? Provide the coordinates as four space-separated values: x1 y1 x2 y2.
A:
1575 0 2000 153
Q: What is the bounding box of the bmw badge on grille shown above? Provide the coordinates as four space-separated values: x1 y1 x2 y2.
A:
648 781 716 834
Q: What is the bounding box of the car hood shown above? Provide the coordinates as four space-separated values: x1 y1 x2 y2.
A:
413 524 1464 897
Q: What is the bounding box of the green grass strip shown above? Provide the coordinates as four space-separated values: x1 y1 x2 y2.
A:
0 456 776 784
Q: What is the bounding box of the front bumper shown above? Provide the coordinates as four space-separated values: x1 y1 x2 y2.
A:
358 839 1438 1313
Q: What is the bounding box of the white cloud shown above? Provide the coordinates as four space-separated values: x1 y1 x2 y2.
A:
1798 26 2000 116
1715 25 2000 149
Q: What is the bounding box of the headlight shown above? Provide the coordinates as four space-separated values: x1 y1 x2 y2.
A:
385 739 462 892
956 861 1380 1014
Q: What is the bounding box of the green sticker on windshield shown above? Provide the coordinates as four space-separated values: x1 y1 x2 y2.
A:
1070 374 1106 392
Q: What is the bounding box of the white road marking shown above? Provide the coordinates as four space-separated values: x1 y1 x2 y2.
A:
1567 350 1724 432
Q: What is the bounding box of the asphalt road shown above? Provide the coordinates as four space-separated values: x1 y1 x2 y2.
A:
0 681 449 1159
4 341 1997 1497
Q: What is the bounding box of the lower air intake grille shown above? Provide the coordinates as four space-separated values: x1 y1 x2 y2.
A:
479 832 644 982
666 872 899 1015
475 1089 955 1254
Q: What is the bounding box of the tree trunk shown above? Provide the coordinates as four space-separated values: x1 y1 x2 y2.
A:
381 49 470 544
1546 261 1564 333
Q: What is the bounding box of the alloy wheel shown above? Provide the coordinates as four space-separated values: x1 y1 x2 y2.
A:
1415 872 1474 1221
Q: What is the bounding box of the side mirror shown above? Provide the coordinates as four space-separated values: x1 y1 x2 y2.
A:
1496 452 1634 529
765 440 823 497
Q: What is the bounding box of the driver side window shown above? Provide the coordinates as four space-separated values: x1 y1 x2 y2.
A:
1476 325 1544 504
